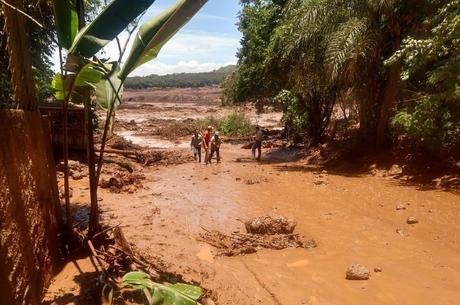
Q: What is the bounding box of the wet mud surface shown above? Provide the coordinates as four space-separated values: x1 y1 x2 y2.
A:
44 87 460 305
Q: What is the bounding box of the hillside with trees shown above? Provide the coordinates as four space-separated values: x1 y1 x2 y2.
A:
125 65 236 89
224 0 459 155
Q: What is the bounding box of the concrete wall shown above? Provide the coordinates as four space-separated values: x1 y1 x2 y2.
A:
0 110 61 305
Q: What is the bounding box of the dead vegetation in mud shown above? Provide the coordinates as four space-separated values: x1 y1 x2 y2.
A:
133 150 193 166
103 134 193 166
199 216 317 256
45 225 215 305
107 135 143 151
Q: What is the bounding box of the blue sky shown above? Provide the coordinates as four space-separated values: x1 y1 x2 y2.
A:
58 0 242 76
130 0 241 75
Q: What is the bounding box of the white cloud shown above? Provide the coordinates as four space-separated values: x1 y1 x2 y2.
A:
99 31 239 75
52 31 240 76
131 60 236 76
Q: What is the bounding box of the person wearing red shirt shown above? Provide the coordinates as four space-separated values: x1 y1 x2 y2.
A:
202 126 212 164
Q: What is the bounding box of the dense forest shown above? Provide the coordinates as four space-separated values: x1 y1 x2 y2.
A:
224 0 459 154
125 65 236 89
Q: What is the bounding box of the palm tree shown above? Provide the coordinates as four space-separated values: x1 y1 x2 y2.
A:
324 0 435 146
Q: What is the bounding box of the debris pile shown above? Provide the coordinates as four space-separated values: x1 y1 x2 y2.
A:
56 160 88 180
99 172 146 193
199 215 316 256
245 215 297 235
147 118 195 140
135 150 193 166
107 135 142 151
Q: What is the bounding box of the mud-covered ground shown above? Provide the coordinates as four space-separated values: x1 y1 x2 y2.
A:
44 87 460 305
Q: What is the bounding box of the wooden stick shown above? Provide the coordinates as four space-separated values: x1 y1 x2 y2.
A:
91 224 121 240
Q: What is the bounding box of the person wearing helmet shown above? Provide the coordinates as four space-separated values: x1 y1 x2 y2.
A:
202 126 213 164
209 131 222 164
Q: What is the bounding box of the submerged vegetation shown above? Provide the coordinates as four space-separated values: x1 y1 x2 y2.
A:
224 0 460 153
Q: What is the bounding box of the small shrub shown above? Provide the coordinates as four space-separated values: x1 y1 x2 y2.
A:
191 115 222 133
192 112 254 137
220 112 254 136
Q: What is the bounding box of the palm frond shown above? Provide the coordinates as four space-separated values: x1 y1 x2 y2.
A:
325 17 378 80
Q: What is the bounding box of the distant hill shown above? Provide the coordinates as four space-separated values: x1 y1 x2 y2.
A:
125 65 236 89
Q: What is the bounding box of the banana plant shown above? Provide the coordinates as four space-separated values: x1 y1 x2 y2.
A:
51 0 208 235
121 271 203 305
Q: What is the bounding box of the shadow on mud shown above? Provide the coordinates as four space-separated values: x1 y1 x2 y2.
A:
257 146 460 194
42 265 101 305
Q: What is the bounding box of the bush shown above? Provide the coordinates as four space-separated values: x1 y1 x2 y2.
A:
191 116 222 134
191 112 254 137
220 112 254 136
392 97 460 151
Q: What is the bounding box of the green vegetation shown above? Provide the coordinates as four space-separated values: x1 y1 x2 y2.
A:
125 65 235 89
387 0 460 151
225 0 459 152
192 112 254 137
0 0 54 106
102 271 203 305
220 112 255 136
120 271 202 305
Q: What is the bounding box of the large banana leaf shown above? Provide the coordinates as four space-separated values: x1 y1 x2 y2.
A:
95 63 123 110
52 0 78 49
69 0 156 57
52 63 107 103
122 271 202 305
119 0 208 80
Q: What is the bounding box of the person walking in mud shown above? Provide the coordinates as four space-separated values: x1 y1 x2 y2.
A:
202 126 212 165
190 131 202 162
209 131 222 164
252 126 263 161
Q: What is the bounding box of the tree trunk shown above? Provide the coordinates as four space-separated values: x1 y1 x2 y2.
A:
358 76 379 148
376 62 401 147
2 0 37 110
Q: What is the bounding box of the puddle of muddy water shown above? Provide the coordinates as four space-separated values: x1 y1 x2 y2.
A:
196 244 214 263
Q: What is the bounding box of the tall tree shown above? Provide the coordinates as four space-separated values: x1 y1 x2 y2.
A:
2 0 38 110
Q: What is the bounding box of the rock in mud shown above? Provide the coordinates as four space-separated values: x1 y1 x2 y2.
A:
245 215 297 235
407 217 419 224
245 179 260 185
346 264 370 280
99 177 124 189
70 170 85 180
374 267 383 273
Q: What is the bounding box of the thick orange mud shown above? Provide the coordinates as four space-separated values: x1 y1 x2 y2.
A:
94 144 460 305
44 87 460 305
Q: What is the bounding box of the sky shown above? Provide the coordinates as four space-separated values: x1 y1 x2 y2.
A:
54 0 242 76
